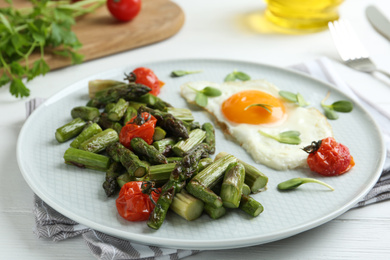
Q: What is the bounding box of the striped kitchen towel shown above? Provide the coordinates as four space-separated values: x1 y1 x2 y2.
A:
29 57 389 259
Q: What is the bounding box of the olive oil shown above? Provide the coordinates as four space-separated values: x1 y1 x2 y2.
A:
264 0 344 31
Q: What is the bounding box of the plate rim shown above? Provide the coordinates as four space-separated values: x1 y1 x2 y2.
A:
16 57 387 250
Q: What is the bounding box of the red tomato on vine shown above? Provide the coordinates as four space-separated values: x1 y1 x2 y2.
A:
116 181 161 221
119 112 157 147
303 137 355 176
130 67 164 96
107 0 142 22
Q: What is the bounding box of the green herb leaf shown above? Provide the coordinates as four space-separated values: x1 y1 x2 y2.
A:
224 72 236 82
278 90 297 102
321 91 352 119
10 78 30 98
195 92 208 107
170 70 202 77
245 103 273 113
296 92 310 107
258 130 301 145
279 90 309 107
0 0 105 98
277 178 334 191
331 100 353 112
224 70 251 82
201 86 222 97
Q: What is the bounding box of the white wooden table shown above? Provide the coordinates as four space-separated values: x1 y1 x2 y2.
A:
1 0 390 259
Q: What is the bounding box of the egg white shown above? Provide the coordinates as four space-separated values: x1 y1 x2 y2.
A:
180 80 333 170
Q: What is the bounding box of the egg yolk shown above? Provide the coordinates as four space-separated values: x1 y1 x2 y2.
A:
221 90 286 125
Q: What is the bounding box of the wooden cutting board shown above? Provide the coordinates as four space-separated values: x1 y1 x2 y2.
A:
2 0 185 70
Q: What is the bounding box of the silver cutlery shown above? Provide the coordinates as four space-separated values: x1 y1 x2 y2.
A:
328 19 390 78
366 5 390 42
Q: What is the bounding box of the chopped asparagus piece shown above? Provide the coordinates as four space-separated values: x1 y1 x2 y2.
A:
123 106 137 124
97 113 123 133
220 162 245 208
148 144 209 230
239 194 264 217
170 190 204 221
186 153 237 208
215 152 268 193
153 126 166 141
108 98 129 122
172 128 206 156
79 128 119 153
71 106 100 121
201 122 216 154
55 117 86 143
204 204 226 219
128 101 146 110
117 173 132 187
70 123 102 148
107 142 149 177
166 157 183 163
153 138 176 154
165 107 194 122
130 137 168 165
102 162 125 197
88 79 124 99
64 147 111 171
139 106 189 139
242 183 251 196
138 93 172 111
148 163 177 185
88 83 151 108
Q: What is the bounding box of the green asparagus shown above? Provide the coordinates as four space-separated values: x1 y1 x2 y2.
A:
55 118 86 143
239 194 264 217
130 137 168 165
70 123 102 148
170 190 204 221
79 128 119 153
108 98 129 121
220 162 245 208
103 162 125 197
64 147 111 171
204 204 226 219
71 106 100 121
201 122 216 154
172 129 206 156
106 142 149 177
186 153 237 208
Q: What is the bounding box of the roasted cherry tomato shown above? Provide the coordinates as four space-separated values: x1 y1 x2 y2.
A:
119 112 157 147
304 137 355 176
116 181 161 221
132 67 164 96
107 0 141 22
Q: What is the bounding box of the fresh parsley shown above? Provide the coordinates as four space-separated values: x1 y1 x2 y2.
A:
0 0 105 98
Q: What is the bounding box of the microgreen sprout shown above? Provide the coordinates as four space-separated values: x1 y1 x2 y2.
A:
188 86 222 107
279 91 310 107
170 70 202 77
277 177 334 191
224 70 251 82
245 103 273 113
258 130 301 145
321 91 353 120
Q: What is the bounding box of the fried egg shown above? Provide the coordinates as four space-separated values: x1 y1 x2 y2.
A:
180 79 333 170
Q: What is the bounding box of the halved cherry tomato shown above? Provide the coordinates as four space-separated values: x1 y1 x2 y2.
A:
116 181 161 221
119 112 157 147
107 0 141 22
305 137 355 176
132 67 164 96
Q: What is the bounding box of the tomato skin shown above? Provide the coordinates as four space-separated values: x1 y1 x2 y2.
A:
107 0 141 22
307 137 355 176
132 67 163 96
116 181 160 221
119 112 157 148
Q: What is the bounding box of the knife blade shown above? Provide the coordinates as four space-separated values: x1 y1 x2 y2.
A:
366 5 390 41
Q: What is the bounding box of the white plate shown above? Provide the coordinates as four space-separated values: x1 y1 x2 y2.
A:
17 59 386 250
